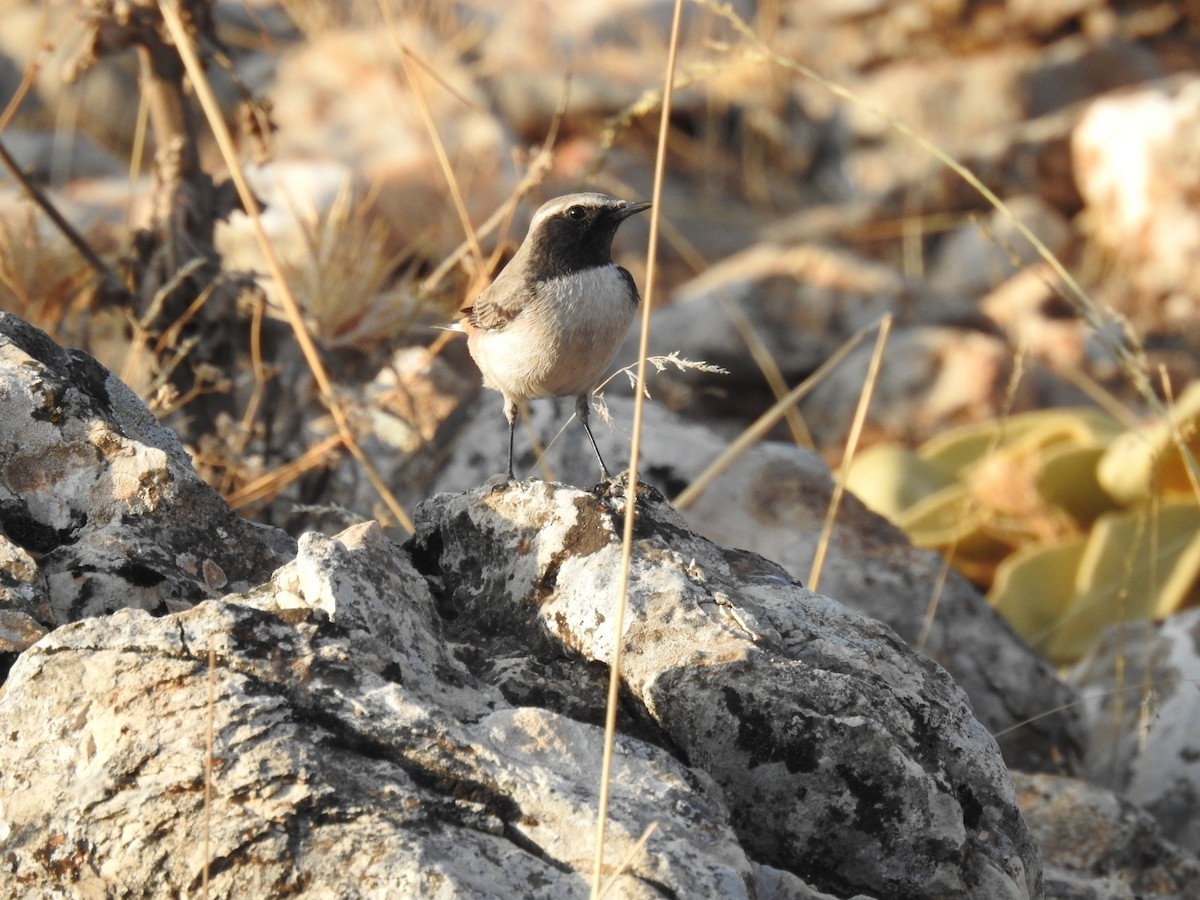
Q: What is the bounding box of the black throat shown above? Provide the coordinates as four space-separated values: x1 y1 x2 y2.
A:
526 217 621 281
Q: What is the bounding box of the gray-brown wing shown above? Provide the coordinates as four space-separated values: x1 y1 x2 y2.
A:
460 263 534 331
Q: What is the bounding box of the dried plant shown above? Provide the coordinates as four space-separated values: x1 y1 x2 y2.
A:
0 205 95 334
275 181 426 351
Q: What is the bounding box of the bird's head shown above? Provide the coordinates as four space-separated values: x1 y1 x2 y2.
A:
523 193 652 278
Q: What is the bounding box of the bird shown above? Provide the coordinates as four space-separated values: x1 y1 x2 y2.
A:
456 192 651 481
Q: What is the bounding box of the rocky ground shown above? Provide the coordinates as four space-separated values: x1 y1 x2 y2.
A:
2 309 1196 898
2 1 1200 898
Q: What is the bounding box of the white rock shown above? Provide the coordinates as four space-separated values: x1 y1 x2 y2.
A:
434 394 1082 775
1073 76 1200 313
1072 608 1200 856
0 313 295 625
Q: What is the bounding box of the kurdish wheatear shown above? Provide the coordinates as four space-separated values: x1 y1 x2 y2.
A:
456 192 651 481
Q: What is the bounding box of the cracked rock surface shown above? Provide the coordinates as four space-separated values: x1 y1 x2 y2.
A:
0 312 294 664
0 556 766 898
410 481 1041 899
1 314 1040 898
434 394 1084 776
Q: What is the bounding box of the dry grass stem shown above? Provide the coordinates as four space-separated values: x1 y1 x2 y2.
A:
915 343 1029 650
717 294 815 448
0 18 46 135
1158 369 1200 504
808 316 892 592
1055 364 1141 428
380 1 483 271
1103 495 1156 773
0 137 124 292
227 434 345 512
421 80 569 299
597 821 659 898
156 0 415 533
128 84 151 211
203 642 215 899
990 675 1189 740
591 57 742 177
916 555 955 655
421 144 554 296
591 0 685 894
224 293 272 495
672 320 877 510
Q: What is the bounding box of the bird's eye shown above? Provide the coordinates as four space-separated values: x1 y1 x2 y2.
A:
567 206 587 220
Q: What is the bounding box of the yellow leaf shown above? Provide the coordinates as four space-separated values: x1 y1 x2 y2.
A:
843 444 955 521
1097 381 1200 504
1039 501 1200 663
1035 443 1120 526
990 537 1087 648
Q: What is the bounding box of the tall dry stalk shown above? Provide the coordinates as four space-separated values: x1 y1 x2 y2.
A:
590 0 685 894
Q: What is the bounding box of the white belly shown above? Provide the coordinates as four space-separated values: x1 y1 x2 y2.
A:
470 265 637 401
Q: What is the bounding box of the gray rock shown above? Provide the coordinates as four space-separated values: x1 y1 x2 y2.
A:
1071 609 1200 857
0 316 1043 897
410 480 1042 898
434 394 1084 774
1073 75 1200 327
0 516 808 899
0 313 295 628
1015 772 1200 899
927 195 1072 298
0 527 48 667
677 437 1084 777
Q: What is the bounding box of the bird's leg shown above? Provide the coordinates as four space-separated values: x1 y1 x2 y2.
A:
576 394 611 480
504 398 518 481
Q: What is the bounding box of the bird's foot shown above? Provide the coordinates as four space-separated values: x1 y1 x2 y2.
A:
591 472 666 505
483 472 517 492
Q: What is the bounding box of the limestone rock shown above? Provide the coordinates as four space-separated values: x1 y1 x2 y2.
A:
1073 75 1200 330
0 312 1048 897
1071 608 1200 857
1015 772 1200 899
0 313 295 628
434 394 1084 774
410 480 1043 898
0 315 874 897
0 596 760 898
0 530 49 667
0 505 847 898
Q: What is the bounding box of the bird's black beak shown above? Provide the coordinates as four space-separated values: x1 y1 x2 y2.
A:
614 199 652 221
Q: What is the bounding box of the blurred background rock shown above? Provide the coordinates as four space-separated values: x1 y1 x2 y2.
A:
4 1 1200 886
0 0 1197 632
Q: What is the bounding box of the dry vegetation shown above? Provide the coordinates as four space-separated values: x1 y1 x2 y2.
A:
5 0 1200 892
2 0 1198 680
